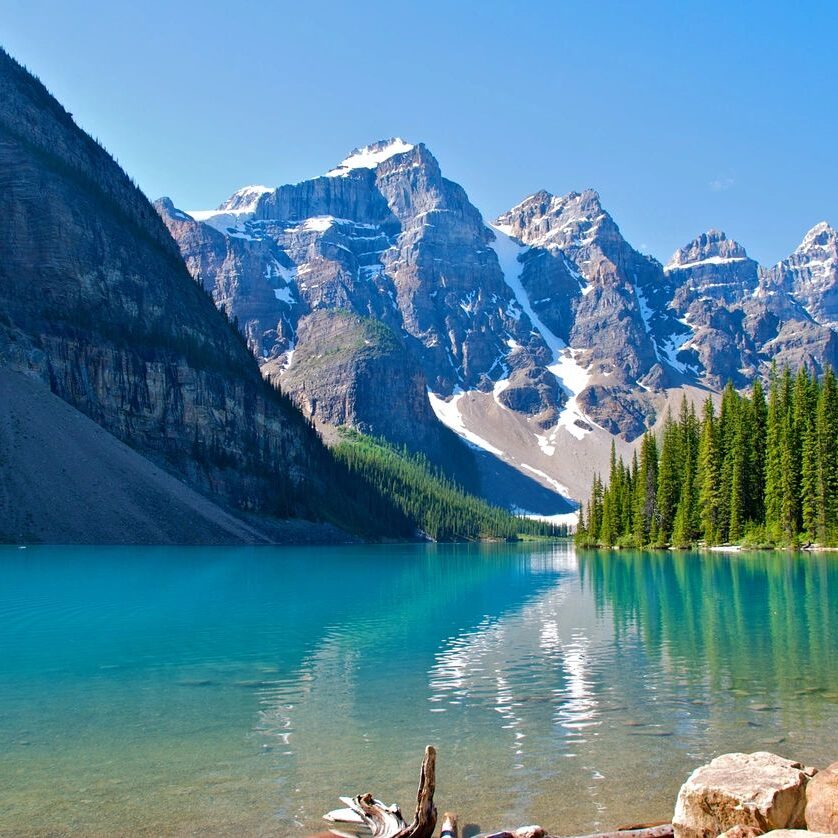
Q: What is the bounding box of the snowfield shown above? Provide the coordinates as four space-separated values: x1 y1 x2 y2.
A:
326 139 414 177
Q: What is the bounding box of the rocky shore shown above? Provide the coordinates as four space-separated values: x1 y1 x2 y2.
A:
315 750 838 838
486 752 838 838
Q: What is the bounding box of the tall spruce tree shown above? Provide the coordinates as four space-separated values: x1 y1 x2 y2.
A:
633 432 658 546
655 410 681 545
697 397 723 544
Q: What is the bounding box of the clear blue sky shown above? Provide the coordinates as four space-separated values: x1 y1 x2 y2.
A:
3 0 836 265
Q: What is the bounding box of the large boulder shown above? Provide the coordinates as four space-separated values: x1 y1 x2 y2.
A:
806 761 838 833
673 753 817 838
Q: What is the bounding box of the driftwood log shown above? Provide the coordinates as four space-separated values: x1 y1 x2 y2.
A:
323 746 437 838
320 745 673 838
485 828 674 838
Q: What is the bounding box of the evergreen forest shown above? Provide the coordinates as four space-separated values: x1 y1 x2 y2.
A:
576 366 838 549
333 430 569 542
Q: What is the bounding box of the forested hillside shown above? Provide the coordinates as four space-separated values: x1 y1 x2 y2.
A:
333 430 568 542
577 366 838 548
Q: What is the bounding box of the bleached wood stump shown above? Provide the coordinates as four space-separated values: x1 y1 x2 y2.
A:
323 745 437 838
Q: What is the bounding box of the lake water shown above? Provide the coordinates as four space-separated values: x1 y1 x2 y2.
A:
1 543 837 837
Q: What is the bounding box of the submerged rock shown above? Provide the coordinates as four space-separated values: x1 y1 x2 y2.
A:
672 752 816 838
805 760 838 833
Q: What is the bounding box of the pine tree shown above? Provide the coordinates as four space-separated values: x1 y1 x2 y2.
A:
816 367 838 543
728 406 747 543
633 432 658 546
575 504 588 545
655 410 681 546
747 378 767 524
697 397 722 544
764 366 788 542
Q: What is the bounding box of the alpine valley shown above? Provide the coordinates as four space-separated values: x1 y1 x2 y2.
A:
157 138 838 515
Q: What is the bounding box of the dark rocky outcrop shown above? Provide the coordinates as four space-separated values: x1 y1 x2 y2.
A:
266 309 449 456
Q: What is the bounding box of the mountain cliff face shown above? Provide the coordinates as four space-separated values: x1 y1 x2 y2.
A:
659 226 838 387
768 222 838 325
159 137 837 509
0 48 399 537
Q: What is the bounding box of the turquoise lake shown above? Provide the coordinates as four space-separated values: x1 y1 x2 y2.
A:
1 543 837 836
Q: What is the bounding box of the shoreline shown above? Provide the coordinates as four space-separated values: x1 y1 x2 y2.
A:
577 542 838 554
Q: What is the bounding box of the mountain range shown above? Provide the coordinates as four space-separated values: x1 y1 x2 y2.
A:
156 139 837 511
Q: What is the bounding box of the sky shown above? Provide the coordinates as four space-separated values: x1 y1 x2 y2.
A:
3 0 836 265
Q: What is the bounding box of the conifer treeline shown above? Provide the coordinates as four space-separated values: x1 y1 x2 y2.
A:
576 366 838 548
333 430 568 542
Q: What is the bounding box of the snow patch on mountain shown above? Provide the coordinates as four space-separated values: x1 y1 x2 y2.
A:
551 349 593 440
659 317 695 374
664 255 749 272
427 390 505 457
519 463 572 497
185 208 255 236
299 216 338 233
325 138 414 177
273 286 295 305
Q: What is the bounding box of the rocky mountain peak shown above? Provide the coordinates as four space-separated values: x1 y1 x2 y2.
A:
666 229 750 271
218 184 273 212
494 188 611 250
796 220 837 253
765 220 838 326
154 196 194 223
325 138 416 177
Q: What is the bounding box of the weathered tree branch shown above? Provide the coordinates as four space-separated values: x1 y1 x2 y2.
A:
484 825 674 838
322 746 437 838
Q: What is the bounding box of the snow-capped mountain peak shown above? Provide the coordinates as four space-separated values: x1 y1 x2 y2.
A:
493 188 610 250
325 138 415 177
218 184 273 212
665 229 749 272
797 220 837 251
